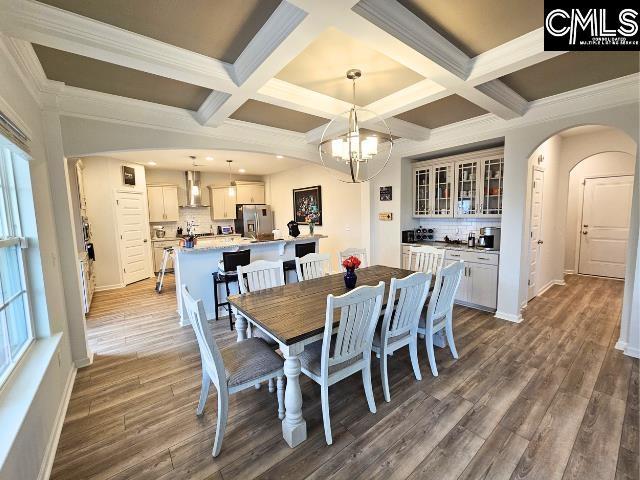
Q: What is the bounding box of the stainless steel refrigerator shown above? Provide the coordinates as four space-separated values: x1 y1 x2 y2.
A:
234 204 274 238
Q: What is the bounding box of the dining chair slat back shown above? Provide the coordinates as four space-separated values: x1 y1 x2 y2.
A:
296 253 331 281
338 248 369 271
428 260 464 321
182 285 226 388
385 272 432 338
237 260 285 293
409 245 444 274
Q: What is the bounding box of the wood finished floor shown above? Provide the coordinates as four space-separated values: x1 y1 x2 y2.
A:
51 274 639 480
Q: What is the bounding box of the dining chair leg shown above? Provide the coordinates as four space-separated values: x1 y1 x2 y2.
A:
268 378 275 392
212 390 228 457
277 376 285 420
409 335 422 381
445 314 458 359
196 371 210 416
380 350 390 403
320 384 332 445
362 358 377 414
425 327 439 377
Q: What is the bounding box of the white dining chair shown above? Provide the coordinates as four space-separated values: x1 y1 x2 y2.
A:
295 252 331 281
299 282 385 445
338 247 369 271
417 261 464 376
371 272 432 402
408 245 445 274
181 285 285 457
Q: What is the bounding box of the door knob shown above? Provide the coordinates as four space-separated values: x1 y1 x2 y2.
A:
583 230 588 235
537 240 544 244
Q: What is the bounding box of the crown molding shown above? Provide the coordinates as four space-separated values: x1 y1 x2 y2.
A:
475 80 529 117
467 29 566 85
194 91 232 126
0 0 236 92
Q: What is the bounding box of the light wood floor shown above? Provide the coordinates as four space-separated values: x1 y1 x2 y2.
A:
51 273 639 480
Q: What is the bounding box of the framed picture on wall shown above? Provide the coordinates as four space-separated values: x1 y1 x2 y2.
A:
122 166 136 186
293 185 322 225
380 186 392 201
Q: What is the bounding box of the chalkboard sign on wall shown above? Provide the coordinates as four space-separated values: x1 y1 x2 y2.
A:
122 166 136 186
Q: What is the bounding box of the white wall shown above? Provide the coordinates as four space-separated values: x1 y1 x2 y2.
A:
82 156 151 289
0 37 75 479
265 163 364 271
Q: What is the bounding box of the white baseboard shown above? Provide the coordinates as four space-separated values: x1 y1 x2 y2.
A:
615 340 627 351
74 349 94 368
94 283 125 292
623 346 640 359
537 279 566 297
495 311 523 323
37 366 76 480
564 269 575 275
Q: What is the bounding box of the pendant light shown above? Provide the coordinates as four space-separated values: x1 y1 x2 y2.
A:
226 159 234 197
318 69 393 183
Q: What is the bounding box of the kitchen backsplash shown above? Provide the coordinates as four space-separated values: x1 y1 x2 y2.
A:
150 207 235 237
415 218 501 241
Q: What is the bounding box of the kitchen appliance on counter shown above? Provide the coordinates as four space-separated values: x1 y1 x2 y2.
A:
401 229 415 243
235 204 274 238
478 226 501 250
287 220 300 238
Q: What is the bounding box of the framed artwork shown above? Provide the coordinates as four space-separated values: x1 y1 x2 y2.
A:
380 186 392 201
293 185 322 225
122 166 136 186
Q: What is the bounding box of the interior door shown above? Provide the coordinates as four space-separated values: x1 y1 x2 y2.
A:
116 191 151 285
579 176 633 278
528 168 544 301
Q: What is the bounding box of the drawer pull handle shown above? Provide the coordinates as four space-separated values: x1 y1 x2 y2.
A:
477 257 490 260
450 253 460 257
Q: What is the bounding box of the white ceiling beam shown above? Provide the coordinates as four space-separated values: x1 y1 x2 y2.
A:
0 0 237 92
363 79 448 118
255 78 350 119
304 115 430 144
467 29 566 85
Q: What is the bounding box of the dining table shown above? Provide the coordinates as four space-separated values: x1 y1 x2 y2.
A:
228 265 415 448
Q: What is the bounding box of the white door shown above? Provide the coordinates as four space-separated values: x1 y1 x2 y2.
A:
116 191 151 285
528 168 544 301
579 176 634 278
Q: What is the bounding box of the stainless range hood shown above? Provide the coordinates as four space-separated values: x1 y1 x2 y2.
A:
185 171 204 207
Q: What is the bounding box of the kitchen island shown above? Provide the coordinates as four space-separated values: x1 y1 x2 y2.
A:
174 235 326 325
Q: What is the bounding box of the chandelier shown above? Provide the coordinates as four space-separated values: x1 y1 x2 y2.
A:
319 69 393 183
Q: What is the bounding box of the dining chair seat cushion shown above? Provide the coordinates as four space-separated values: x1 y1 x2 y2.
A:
221 338 283 387
372 329 410 348
299 338 362 376
418 313 445 330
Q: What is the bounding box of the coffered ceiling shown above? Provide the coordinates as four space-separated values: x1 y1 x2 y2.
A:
2 0 638 144
37 0 281 63
33 44 212 110
499 51 640 101
276 27 424 105
397 0 543 57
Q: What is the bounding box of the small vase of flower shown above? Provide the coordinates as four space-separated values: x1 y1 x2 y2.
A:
342 255 361 289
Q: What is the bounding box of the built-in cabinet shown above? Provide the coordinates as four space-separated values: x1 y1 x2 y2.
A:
413 147 504 219
401 245 499 311
209 186 237 220
147 185 179 222
152 239 180 273
235 181 265 204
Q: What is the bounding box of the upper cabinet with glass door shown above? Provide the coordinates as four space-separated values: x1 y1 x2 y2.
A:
412 147 504 219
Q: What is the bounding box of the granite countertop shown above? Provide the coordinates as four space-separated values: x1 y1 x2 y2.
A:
177 234 327 253
402 241 499 254
151 236 180 242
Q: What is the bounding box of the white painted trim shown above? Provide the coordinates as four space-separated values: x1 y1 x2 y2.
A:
494 310 523 323
623 346 640 359
615 339 627 351
564 269 576 275
74 350 93 368
256 79 348 119
94 283 126 292
536 279 566 297
37 366 76 480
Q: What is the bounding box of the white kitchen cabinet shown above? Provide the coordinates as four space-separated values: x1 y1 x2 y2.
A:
147 185 179 222
445 250 498 311
412 147 504 219
209 186 237 220
236 182 265 205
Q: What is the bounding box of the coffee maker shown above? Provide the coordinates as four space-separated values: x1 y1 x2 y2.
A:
477 227 501 250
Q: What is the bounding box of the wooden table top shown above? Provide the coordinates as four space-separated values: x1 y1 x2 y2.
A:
228 265 414 345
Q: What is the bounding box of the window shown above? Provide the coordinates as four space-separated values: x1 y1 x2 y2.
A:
0 144 33 385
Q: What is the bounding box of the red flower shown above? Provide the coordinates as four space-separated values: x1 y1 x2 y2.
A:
342 255 362 270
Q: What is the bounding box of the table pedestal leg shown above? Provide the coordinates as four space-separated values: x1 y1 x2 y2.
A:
235 314 247 342
281 352 307 447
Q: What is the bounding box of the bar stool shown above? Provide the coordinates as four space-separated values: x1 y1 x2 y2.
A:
283 242 316 283
213 249 251 330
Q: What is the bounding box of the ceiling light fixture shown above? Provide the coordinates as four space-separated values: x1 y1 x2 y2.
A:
226 160 235 197
319 69 393 183
276 155 284 159
147 161 157 166
238 168 246 173
205 156 214 161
